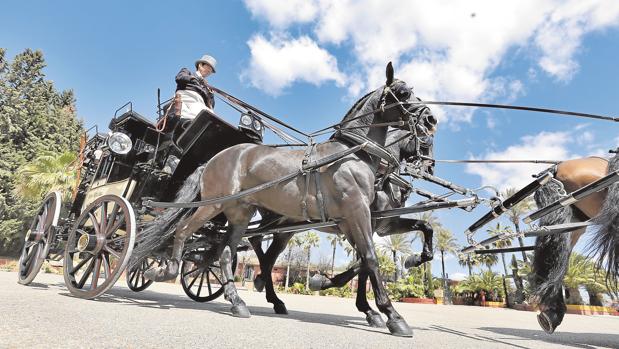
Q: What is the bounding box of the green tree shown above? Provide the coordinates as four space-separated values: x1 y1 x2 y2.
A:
15 151 77 201
434 226 459 302
458 253 477 277
487 223 513 277
284 235 303 291
379 233 412 281
326 234 345 277
503 187 536 263
302 231 320 290
0 49 83 254
563 253 590 305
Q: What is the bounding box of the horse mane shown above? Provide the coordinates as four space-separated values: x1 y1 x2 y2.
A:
341 90 375 121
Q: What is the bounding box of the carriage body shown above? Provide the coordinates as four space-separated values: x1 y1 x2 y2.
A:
18 103 263 299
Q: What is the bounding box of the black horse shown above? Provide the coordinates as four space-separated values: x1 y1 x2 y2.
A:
248 128 436 329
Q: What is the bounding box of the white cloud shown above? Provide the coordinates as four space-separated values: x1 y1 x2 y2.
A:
466 131 575 190
243 0 619 124
244 0 319 28
241 34 345 96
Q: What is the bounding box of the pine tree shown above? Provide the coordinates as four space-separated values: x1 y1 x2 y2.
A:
0 48 83 254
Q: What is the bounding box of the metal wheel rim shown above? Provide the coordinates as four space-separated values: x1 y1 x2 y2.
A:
63 194 136 299
180 251 237 302
18 191 61 285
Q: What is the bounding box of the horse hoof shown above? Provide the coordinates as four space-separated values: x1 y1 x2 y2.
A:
254 275 265 292
231 305 251 318
537 312 556 334
143 260 179 282
366 313 386 328
404 254 422 268
309 274 328 291
274 303 288 315
387 319 413 337
143 267 174 282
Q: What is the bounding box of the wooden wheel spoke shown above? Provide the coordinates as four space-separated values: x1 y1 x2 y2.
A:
206 269 213 295
197 271 206 297
99 203 108 237
77 258 96 288
91 256 102 289
129 268 138 285
88 212 101 236
187 269 203 289
105 203 119 236
182 266 200 278
104 246 121 259
209 268 223 285
71 254 94 276
102 254 111 279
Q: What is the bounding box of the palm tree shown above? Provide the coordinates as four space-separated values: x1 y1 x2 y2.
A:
434 226 459 302
502 187 536 263
15 151 77 201
302 231 320 290
284 235 302 291
476 251 499 273
458 253 476 276
434 227 458 280
326 234 345 277
379 234 412 281
563 253 590 305
487 223 513 277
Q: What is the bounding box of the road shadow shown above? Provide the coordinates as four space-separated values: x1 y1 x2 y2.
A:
429 325 534 349
478 327 619 349
58 286 417 337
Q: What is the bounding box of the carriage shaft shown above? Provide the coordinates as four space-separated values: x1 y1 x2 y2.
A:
524 170 619 224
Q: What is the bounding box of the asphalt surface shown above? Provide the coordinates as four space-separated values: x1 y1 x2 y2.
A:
1 271 618 348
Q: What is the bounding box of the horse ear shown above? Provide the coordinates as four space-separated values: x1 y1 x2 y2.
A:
386 62 394 85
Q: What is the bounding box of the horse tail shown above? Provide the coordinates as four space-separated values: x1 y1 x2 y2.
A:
130 164 206 267
591 154 619 289
531 176 573 301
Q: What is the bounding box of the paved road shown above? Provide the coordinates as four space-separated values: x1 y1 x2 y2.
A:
1 271 618 348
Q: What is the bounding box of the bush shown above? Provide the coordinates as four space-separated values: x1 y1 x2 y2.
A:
387 275 426 300
288 282 314 295
319 285 353 298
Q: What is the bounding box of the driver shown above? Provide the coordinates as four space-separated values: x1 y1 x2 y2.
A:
162 55 217 174
175 54 217 126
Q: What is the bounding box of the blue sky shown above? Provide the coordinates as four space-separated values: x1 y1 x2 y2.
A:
3 0 619 280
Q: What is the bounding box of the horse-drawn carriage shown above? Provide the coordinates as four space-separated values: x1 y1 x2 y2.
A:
17 100 264 300
16 62 618 337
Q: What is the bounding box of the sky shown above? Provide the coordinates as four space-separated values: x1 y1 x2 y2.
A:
2 0 619 281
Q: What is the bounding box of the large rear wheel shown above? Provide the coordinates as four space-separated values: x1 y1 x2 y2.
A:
180 249 237 302
63 194 136 299
18 191 62 285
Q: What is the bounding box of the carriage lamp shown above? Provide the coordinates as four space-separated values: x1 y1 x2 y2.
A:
107 132 133 155
252 119 262 132
240 114 253 127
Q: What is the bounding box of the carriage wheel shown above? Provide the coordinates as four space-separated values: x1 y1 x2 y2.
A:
126 257 159 292
180 250 238 302
63 194 136 299
18 191 62 285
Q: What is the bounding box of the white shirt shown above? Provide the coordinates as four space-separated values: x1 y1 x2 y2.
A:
178 71 212 120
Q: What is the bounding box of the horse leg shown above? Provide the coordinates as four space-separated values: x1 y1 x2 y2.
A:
248 236 267 292
356 272 386 328
344 213 413 337
144 205 222 281
531 180 573 334
219 206 254 318
309 259 361 290
375 218 435 268
250 233 293 314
